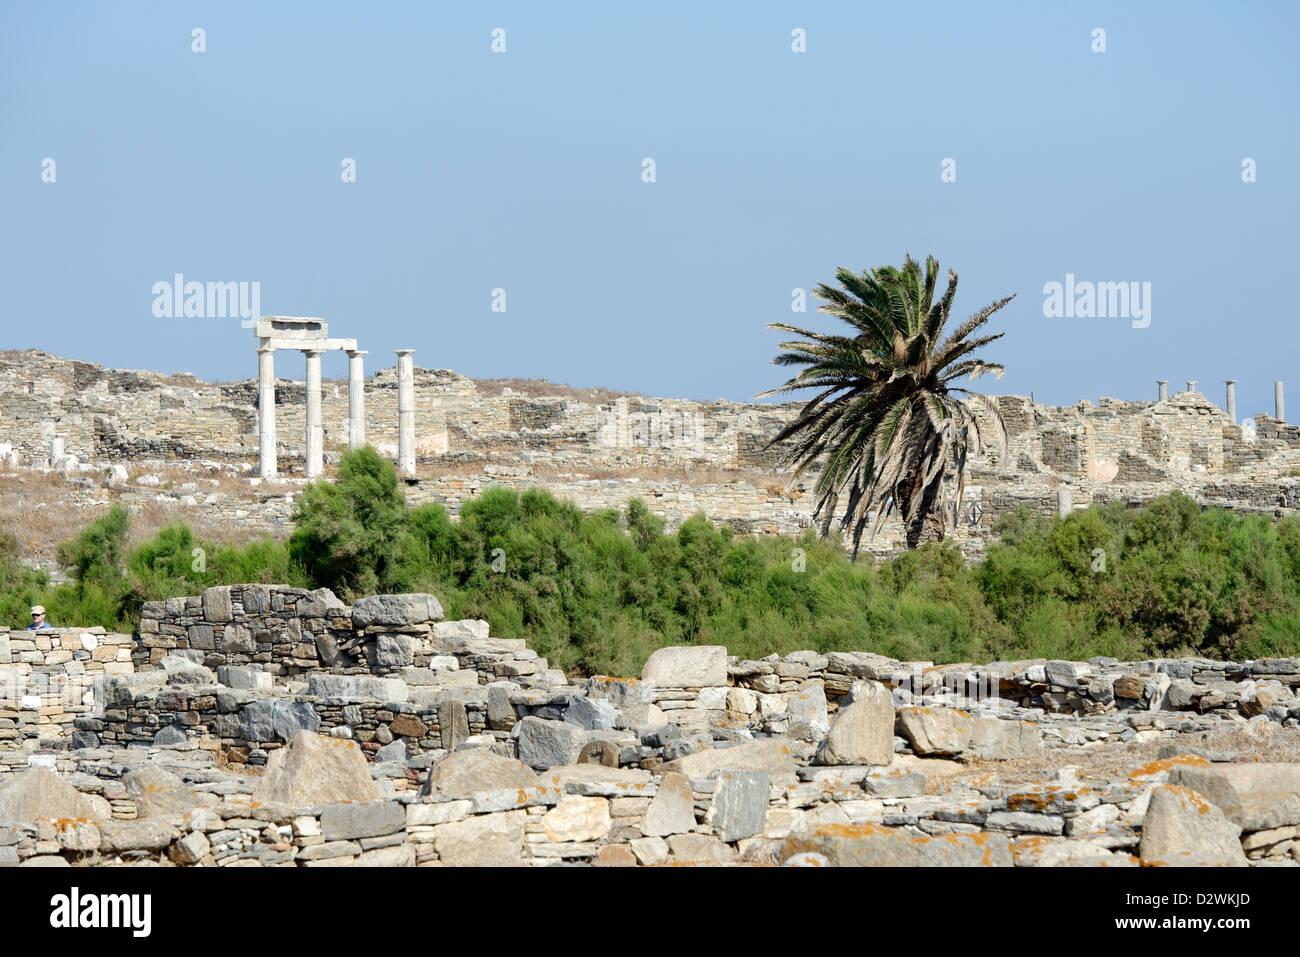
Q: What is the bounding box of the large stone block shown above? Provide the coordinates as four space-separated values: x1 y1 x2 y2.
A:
816 682 893 766
352 593 444 628
516 716 588 770
895 707 975 756
659 738 798 787
1167 763 1300 832
122 766 198 821
201 586 233 623
253 730 380 806
542 797 611 842
708 769 769 843
320 801 405 842
780 823 1013 867
421 748 536 797
0 767 104 825
1139 785 1247 866
432 809 526 866
641 646 727 688
642 772 695 837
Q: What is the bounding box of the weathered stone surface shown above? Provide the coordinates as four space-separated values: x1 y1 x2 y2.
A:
667 833 738 863
421 748 536 797
642 772 696 837
709 770 769 843
641 646 728 689
201 586 233 623
542 797 612 842
516 716 588 769
253 730 380 806
787 682 829 737
98 820 180 853
1139 785 1247 866
780 824 1013 867
895 707 977 756
968 718 1042 760
438 699 470 751
373 633 413 670
122 766 199 820
320 801 406 841
565 695 617 731
352 593 444 628
659 738 798 787
432 809 526 866
1167 763 1300 832
357 844 416 867
0 767 104 825
168 830 210 864
816 682 894 766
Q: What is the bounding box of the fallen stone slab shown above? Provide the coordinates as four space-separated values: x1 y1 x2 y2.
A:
1167 763 1300 832
1139 784 1247 867
0 767 105 826
659 738 798 787
253 730 380 806
122 765 199 821
815 682 893 766
708 770 769 843
98 819 180 853
641 646 728 689
642 772 696 837
421 748 536 797
779 823 1013 867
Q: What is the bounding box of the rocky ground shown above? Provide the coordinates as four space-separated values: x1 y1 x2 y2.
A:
1 585 1298 867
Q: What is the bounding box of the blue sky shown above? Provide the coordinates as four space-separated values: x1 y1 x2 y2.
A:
3 2 1297 417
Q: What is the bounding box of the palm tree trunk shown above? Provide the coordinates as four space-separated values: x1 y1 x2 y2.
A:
898 474 946 549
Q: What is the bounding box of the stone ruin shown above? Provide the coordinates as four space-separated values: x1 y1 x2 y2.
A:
2 348 1299 558
1 585 1299 867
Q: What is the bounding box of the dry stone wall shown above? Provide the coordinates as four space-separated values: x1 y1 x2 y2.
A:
2 586 1299 867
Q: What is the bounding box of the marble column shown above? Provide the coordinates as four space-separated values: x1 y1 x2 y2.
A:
1057 488 1073 519
347 350 367 449
49 436 64 469
258 345 277 478
304 349 324 479
1157 380 1168 402
1276 381 1286 423
1225 380 1237 423
396 349 415 476
1186 380 1197 394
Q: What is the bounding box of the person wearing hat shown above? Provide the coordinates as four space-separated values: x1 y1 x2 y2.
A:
26 605 53 630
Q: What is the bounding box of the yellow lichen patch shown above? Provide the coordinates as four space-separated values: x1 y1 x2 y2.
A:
1128 755 1209 781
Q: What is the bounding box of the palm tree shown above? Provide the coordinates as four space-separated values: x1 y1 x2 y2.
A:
759 254 1012 556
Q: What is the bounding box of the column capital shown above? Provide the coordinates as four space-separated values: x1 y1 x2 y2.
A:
346 349 368 358
301 347 325 358
394 348 415 357
1225 379 1237 385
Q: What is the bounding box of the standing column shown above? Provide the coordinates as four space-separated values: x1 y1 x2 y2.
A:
304 349 324 479
396 349 415 476
1157 380 1168 402
258 345 277 478
1186 380 1197 394
347 349 367 449
1225 380 1237 423
1057 488 1073 519
1276 381 1286 423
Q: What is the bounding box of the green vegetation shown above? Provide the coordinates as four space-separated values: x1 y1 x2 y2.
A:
4 447 1300 676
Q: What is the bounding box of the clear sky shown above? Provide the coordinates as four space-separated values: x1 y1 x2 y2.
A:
3 2 1297 418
